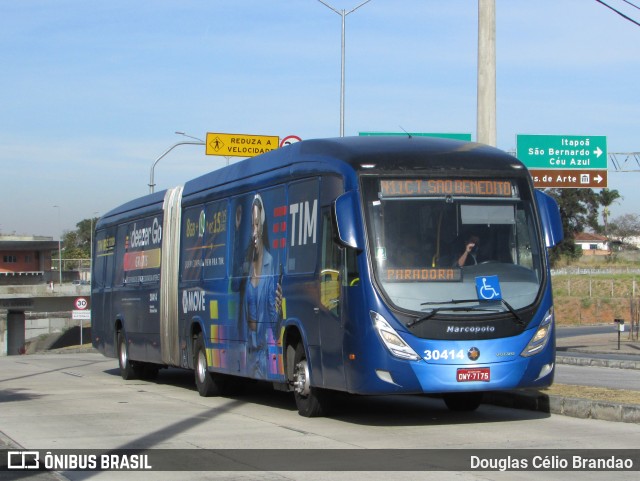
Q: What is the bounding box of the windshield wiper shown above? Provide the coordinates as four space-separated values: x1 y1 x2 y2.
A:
406 298 525 328
407 299 496 328
493 298 525 326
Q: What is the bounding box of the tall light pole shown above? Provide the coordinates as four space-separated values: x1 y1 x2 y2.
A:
317 0 372 137
149 132 205 193
89 212 98 278
53 205 62 285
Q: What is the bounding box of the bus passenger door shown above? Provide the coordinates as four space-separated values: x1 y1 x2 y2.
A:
317 207 346 390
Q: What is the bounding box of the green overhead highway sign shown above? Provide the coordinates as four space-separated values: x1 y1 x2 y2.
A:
516 134 607 169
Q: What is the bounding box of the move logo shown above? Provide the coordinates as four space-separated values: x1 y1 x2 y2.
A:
182 289 206 314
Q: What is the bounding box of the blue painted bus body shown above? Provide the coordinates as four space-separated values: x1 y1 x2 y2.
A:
92 136 562 415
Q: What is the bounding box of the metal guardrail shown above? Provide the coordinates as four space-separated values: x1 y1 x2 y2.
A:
0 284 90 297
551 268 640 276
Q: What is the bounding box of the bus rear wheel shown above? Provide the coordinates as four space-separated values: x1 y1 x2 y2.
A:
117 331 136 381
443 392 484 412
292 342 329 417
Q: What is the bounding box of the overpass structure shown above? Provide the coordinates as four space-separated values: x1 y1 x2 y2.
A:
0 284 90 355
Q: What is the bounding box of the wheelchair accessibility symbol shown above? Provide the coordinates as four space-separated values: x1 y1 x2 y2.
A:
475 275 502 301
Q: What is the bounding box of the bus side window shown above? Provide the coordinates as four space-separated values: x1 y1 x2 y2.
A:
320 208 342 316
346 246 359 287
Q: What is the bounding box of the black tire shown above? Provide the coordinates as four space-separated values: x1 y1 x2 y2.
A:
292 342 330 417
194 333 219 397
443 392 484 412
117 331 136 381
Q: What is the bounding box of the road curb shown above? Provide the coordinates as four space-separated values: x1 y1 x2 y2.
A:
484 390 640 424
556 354 640 370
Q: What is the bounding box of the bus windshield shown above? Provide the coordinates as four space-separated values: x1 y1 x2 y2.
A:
361 177 545 316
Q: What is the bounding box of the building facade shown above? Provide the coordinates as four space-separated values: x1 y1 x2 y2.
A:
0 235 58 285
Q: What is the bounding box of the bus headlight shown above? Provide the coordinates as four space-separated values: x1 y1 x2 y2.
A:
521 307 554 357
370 311 421 361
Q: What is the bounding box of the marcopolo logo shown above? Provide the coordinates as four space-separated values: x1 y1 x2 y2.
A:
446 325 495 334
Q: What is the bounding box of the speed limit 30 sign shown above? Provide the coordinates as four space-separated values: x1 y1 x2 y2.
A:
75 297 88 310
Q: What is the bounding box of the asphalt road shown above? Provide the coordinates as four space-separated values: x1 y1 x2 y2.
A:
1 352 640 481
557 324 615 338
555 363 640 390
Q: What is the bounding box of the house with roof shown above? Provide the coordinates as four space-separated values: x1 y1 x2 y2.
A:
574 232 609 256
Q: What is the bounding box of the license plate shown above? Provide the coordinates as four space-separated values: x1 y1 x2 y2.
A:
456 367 490 382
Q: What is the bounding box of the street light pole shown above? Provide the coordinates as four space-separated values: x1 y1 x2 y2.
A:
317 0 372 137
175 131 204 142
53 205 62 285
149 140 204 193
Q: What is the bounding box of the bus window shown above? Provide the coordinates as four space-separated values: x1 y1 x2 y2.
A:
320 208 342 316
93 229 116 289
203 199 228 280
114 224 128 286
181 205 204 282
287 179 319 274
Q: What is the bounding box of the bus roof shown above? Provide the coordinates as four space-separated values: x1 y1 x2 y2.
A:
182 136 525 198
97 136 525 228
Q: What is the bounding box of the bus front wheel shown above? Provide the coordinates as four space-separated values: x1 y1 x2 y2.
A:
194 333 219 397
292 342 329 417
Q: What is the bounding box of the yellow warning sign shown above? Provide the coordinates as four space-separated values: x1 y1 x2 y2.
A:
206 132 280 158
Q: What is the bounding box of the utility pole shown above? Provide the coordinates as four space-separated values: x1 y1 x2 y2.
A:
477 0 496 146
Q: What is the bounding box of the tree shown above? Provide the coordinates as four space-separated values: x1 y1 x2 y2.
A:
545 187 623 262
609 213 640 247
60 217 99 260
545 188 600 261
597 188 622 237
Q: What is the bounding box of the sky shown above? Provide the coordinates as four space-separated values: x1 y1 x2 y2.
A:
1 0 639 238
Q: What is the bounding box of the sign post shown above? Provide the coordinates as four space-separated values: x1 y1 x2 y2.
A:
516 134 608 188
73 297 89 346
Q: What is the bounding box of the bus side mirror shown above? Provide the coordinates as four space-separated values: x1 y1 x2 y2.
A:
333 191 363 251
535 190 563 248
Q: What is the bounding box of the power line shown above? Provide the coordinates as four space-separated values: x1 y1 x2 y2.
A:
595 0 640 27
621 0 640 11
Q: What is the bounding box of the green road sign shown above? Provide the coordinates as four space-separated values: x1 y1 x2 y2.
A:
516 134 607 169
360 132 472 141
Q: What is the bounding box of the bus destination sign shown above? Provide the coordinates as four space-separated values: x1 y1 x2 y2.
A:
380 179 514 198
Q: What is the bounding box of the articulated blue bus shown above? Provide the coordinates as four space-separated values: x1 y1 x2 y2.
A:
91 136 563 416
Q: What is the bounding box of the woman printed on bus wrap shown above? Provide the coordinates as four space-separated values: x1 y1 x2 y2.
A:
243 194 283 378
